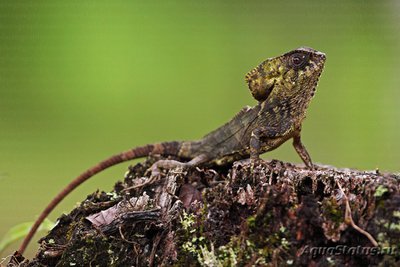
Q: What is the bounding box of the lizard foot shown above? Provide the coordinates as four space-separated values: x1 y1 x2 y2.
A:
250 157 265 172
234 158 264 172
234 158 251 167
144 154 208 179
145 159 189 177
124 159 190 191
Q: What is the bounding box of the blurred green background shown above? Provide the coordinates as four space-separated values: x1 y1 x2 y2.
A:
1 0 399 258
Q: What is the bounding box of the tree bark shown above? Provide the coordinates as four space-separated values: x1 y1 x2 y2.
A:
9 158 400 267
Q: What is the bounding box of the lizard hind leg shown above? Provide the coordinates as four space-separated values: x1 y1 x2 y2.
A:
147 154 208 177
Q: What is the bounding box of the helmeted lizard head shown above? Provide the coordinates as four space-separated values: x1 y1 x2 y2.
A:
245 47 326 103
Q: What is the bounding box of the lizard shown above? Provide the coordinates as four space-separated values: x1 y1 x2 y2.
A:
18 47 326 254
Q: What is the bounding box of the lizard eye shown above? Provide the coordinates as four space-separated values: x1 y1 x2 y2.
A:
289 53 308 69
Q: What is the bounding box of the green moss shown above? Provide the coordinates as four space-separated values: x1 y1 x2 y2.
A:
383 222 400 231
321 198 343 224
393 211 400 219
247 215 256 228
180 211 196 231
374 185 388 197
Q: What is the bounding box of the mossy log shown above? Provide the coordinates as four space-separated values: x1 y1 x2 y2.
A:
9 158 400 267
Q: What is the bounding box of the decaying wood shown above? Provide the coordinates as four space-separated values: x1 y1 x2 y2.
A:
8 158 400 266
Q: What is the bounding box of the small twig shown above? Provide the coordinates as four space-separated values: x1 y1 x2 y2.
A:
336 179 378 247
149 232 163 267
118 225 139 244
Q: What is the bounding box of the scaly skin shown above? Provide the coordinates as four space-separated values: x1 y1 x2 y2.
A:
19 47 326 254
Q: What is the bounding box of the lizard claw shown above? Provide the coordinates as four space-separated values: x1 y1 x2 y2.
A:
250 157 264 172
145 159 188 178
126 164 162 191
144 163 161 178
307 163 315 171
234 158 263 172
234 158 251 167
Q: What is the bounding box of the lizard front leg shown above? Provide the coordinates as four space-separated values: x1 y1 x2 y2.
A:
249 127 281 167
292 130 313 169
250 128 263 163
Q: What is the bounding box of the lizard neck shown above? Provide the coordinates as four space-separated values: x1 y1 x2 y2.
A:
289 91 314 125
265 76 318 128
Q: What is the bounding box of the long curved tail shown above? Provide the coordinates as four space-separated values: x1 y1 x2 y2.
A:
18 141 182 254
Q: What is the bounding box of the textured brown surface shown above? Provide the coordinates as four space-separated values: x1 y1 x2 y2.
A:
9 158 400 266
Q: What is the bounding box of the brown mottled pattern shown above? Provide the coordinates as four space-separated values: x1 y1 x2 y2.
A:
184 47 325 165
19 47 326 254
